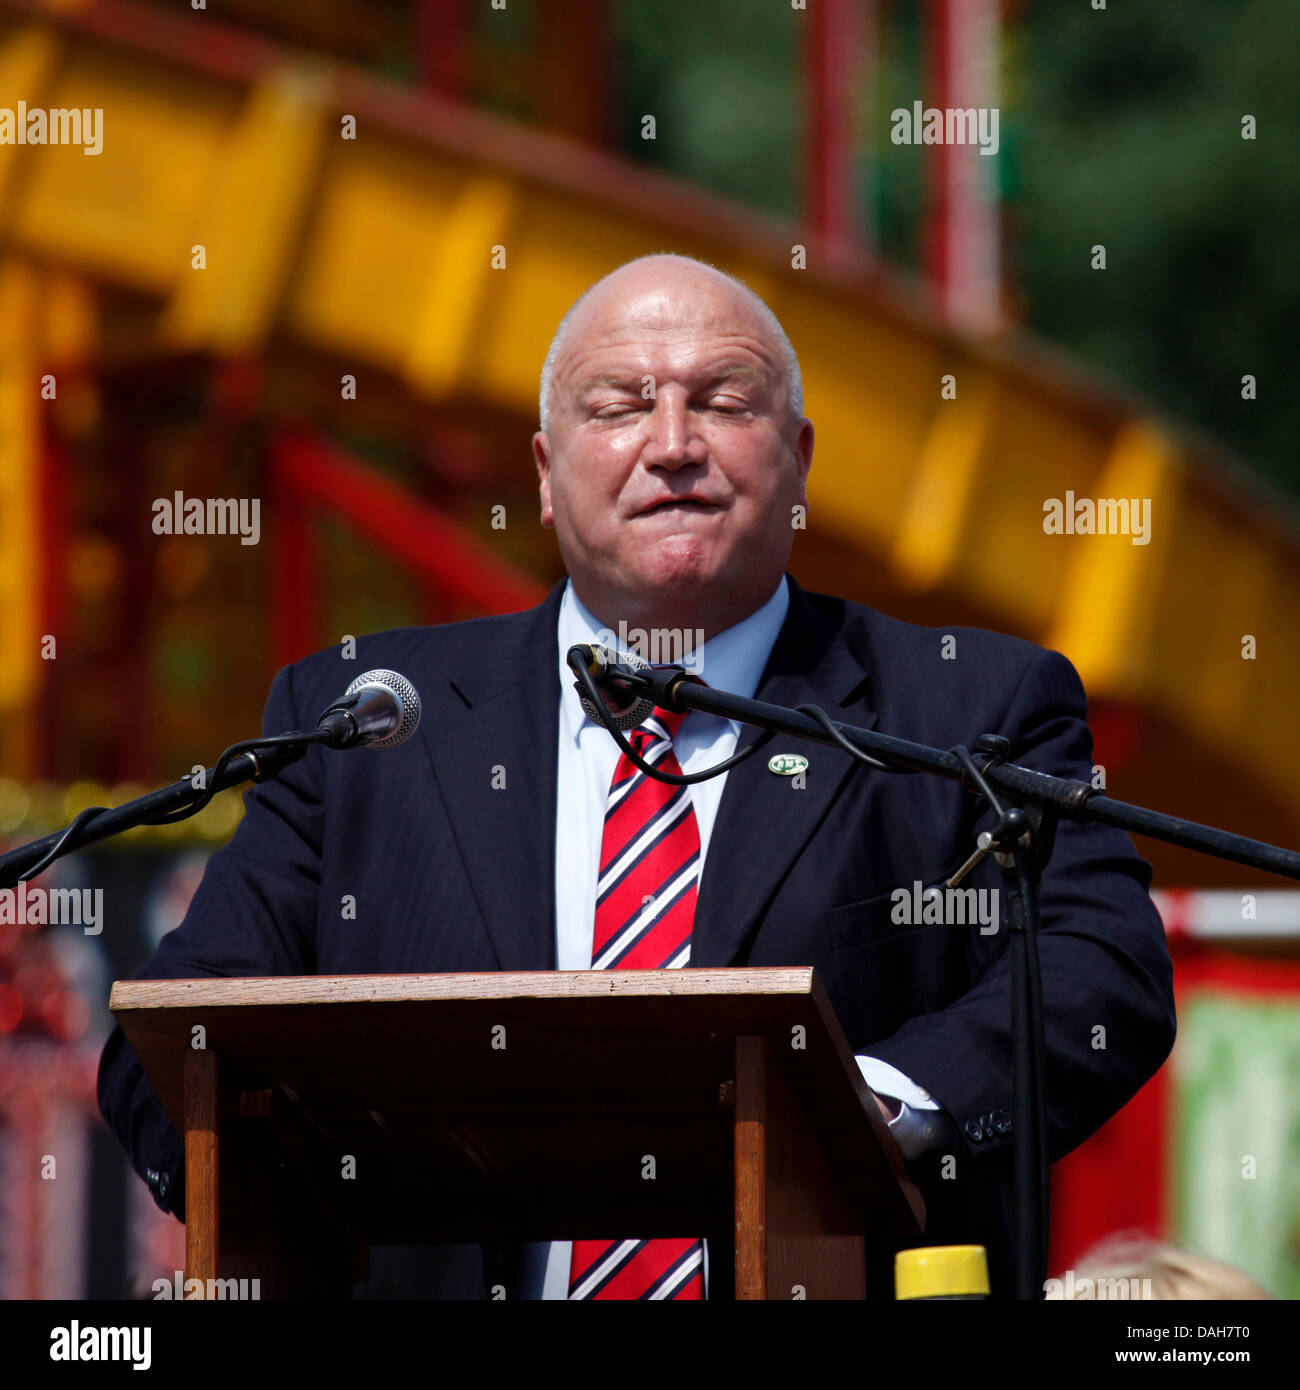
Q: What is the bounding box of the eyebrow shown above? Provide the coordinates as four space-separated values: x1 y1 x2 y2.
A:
702 363 767 389
576 373 641 394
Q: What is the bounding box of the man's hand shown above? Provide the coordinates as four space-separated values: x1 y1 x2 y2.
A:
872 1090 902 1123
868 1089 908 1170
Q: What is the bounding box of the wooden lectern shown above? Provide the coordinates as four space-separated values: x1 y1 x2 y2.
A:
110 967 925 1299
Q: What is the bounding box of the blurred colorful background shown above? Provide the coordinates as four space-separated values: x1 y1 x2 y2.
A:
1 0 1297 1298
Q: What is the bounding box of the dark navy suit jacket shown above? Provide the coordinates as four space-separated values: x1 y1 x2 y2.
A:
98 574 1176 1297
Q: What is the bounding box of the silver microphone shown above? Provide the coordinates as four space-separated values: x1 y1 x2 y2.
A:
573 644 656 730
316 669 422 750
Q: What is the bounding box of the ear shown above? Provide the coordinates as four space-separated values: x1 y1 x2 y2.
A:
532 430 555 527
794 417 815 485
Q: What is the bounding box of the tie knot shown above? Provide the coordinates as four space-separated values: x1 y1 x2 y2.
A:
649 704 688 741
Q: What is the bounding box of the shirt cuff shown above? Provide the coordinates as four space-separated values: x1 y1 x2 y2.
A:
855 1055 948 1160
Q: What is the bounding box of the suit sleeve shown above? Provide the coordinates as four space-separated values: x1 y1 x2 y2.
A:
865 645 1177 1180
96 660 325 1221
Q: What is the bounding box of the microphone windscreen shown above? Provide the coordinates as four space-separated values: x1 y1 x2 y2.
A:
344 669 422 749
575 645 655 730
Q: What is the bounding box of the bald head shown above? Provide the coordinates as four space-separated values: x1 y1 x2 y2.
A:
538 254 802 433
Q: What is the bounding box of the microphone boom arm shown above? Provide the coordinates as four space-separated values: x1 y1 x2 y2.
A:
568 644 1300 881
0 732 324 890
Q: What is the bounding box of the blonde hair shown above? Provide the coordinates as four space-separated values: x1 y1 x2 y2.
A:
1048 1233 1271 1300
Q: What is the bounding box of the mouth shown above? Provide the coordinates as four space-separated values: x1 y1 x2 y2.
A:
637 498 721 516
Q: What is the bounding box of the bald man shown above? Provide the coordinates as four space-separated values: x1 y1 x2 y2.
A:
99 254 1175 1300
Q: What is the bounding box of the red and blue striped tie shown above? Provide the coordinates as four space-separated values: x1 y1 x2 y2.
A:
568 706 705 1300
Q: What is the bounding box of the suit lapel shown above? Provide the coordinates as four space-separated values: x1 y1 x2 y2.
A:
417 576 873 973
692 577 875 967
419 583 564 971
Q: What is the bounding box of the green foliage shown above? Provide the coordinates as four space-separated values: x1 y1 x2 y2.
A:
613 0 798 218
1015 0 1300 495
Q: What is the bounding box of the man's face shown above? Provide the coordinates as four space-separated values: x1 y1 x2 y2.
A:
533 266 814 634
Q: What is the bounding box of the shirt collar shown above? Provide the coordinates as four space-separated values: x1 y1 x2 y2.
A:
556 575 790 734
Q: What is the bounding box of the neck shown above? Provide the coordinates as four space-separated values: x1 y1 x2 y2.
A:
572 578 783 650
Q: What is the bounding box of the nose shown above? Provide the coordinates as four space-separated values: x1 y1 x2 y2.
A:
641 389 707 472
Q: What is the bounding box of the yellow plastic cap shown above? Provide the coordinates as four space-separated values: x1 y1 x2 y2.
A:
895 1244 990 1299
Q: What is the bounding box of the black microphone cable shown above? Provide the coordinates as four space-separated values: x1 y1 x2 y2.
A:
567 646 776 786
